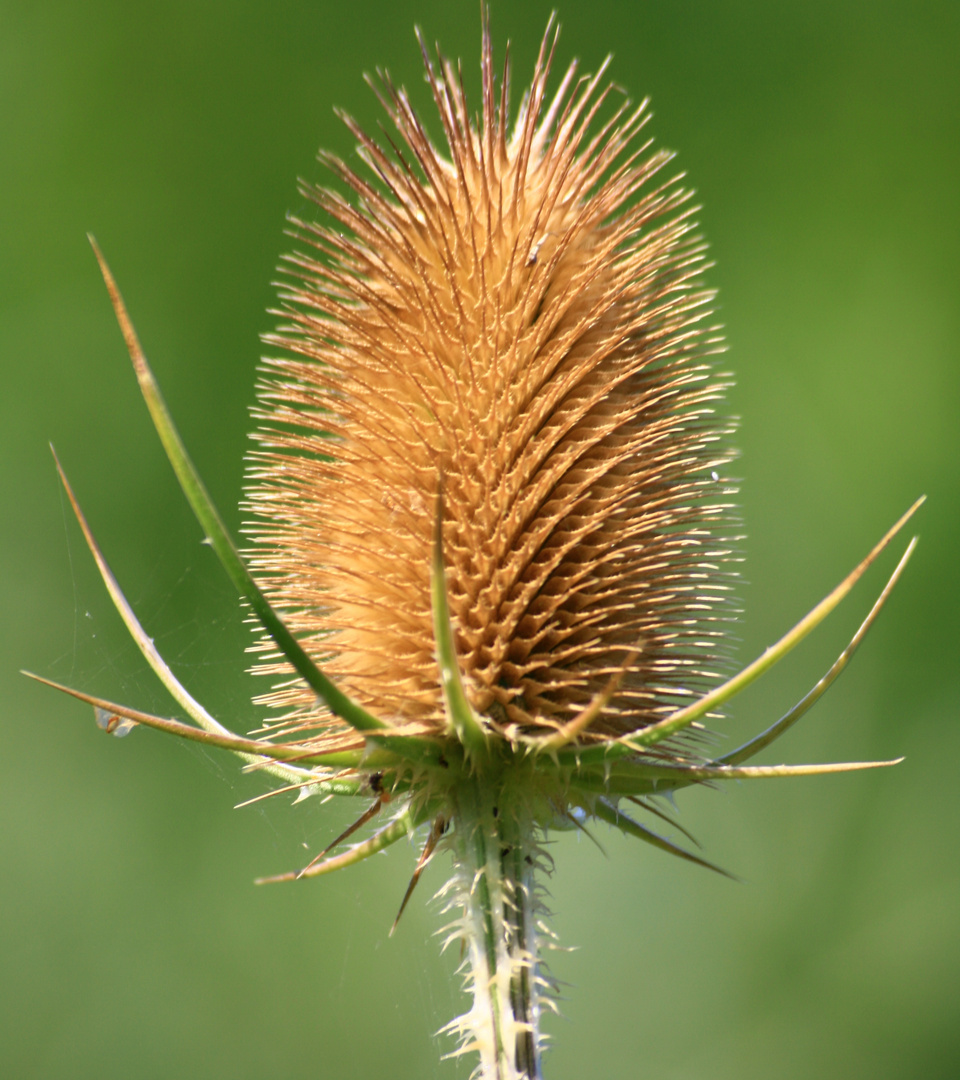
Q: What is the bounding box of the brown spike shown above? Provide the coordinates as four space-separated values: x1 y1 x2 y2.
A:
296 796 384 879
390 814 447 935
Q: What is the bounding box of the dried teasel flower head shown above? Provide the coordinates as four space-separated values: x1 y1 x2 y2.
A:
245 16 737 751
31 13 918 1080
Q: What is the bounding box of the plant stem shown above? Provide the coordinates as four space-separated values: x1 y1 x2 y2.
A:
450 774 544 1080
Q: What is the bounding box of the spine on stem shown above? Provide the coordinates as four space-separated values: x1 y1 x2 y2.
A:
442 778 547 1080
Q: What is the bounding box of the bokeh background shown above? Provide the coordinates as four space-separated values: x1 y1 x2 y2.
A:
2 2 958 1078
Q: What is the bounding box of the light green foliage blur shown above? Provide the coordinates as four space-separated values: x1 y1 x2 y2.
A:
2 2 958 1078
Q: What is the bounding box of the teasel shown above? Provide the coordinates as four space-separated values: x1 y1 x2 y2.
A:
27 13 922 1080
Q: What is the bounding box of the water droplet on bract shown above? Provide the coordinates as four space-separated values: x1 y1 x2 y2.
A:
94 706 138 737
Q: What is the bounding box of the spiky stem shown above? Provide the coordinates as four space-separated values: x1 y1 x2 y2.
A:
447 774 544 1080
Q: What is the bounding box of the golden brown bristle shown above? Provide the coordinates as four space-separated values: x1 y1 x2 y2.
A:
244 18 736 742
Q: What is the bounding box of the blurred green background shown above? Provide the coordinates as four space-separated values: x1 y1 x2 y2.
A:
2 2 958 1077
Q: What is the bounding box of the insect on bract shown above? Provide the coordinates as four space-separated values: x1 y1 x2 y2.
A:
94 707 138 738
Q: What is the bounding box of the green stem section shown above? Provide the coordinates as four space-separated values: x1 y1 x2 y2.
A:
450 776 543 1080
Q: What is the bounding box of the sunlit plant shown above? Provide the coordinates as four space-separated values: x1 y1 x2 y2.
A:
28 14 921 1080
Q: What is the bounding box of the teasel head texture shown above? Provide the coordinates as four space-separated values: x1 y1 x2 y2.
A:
29 12 921 1080
246 15 735 755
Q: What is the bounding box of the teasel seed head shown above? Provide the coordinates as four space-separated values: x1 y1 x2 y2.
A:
30 12 916 1080
244 17 737 753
